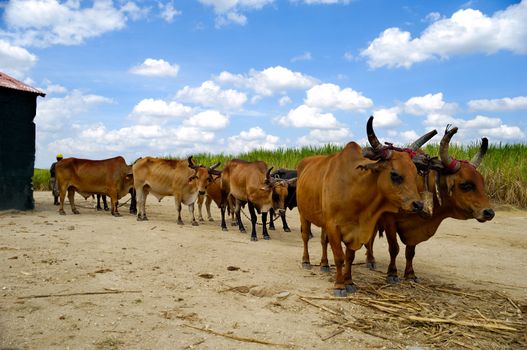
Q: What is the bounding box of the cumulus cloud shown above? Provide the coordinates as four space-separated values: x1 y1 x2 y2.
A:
372 107 401 127
2 0 146 47
291 51 312 62
226 126 281 153
198 0 273 27
304 83 373 111
36 90 113 131
404 92 456 115
0 39 37 78
278 95 292 106
176 80 247 109
129 99 193 124
183 110 229 130
275 105 339 129
361 1 527 68
159 1 182 23
298 127 351 146
216 66 318 96
468 96 527 111
129 58 180 77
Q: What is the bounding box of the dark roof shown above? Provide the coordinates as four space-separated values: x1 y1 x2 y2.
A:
0 71 45 97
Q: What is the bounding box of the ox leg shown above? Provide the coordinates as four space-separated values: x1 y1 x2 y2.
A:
102 195 109 211
326 225 347 297
206 196 214 222
247 202 258 241
281 211 291 232
261 211 270 240
320 230 330 273
365 234 377 270
96 195 102 211
404 245 419 282
268 208 276 230
175 198 184 225
386 227 401 284
129 188 137 215
136 186 148 221
68 188 79 214
229 196 237 226
58 185 67 215
188 202 199 226
197 194 205 222
300 215 312 269
344 246 357 293
220 191 228 231
235 199 246 234
111 195 121 217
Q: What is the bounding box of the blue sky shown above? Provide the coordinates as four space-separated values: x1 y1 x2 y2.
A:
1 0 526 168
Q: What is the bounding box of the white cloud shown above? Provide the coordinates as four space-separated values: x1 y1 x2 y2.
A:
343 51 354 61
216 66 318 96
468 96 527 111
176 80 247 109
424 12 442 22
129 58 179 77
226 126 281 153
2 0 144 47
298 127 351 146
129 99 193 124
301 0 351 4
183 110 229 130
291 51 312 62
275 104 339 129
404 92 456 115
36 90 112 131
305 83 373 111
0 39 37 78
159 1 182 23
361 1 527 68
198 0 273 26
386 129 421 145
372 107 401 127
278 95 292 106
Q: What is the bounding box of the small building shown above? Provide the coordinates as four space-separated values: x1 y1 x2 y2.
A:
0 72 45 210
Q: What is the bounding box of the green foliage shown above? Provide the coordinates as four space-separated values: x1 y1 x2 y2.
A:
32 168 50 191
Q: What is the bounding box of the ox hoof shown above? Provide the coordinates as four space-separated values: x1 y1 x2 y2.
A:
130 209 137 215
333 289 347 298
192 221 199 226
250 236 258 242
263 235 271 240
96 207 102 211
269 226 275 231
320 265 330 273
405 276 421 283
221 227 228 232
177 220 184 225
302 262 312 270
239 228 246 234
386 275 400 284
59 210 66 215
104 207 110 211
284 227 291 233
366 262 377 270
208 217 214 222
73 210 80 215
198 218 205 222
345 284 357 293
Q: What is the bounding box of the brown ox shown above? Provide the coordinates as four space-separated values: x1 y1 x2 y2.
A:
196 175 237 225
133 156 220 225
220 159 296 241
364 126 494 283
297 116 435 296
55 156 134 217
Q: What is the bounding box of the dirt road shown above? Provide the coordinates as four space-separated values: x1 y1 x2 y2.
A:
1 192 525 349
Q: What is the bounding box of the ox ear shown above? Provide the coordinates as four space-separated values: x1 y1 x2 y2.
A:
356 161 385 173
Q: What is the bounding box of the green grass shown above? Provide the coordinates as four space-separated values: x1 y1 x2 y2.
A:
33 142 527 208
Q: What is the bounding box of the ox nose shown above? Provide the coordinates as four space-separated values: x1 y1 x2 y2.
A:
411 200 424 213
483 208 495 221
199 191 206 195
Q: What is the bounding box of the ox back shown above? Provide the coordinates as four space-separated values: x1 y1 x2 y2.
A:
55 156 134 217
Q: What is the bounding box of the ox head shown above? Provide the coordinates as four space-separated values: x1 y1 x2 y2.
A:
359 116 437 214
259 167 296 214
436 126 494 222
187 156 221 195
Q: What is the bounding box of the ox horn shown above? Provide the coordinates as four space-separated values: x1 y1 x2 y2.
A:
188 156 198 169
409 129 438 151
439 125 460 172
208 162 222 175
366 116 382 150
470 137 488 168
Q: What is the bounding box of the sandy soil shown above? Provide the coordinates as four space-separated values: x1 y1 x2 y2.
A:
1 191 526 349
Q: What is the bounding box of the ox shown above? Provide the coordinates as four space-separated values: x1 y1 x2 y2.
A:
133 156 220 225
219 160 296 241
196 175 237 225
364 126 494 283
97 190 137 214
268 169 297 232
55 156 135 217
297 116 436 296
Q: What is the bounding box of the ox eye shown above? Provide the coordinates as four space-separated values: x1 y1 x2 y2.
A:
459 181 475 192
390 171 403 185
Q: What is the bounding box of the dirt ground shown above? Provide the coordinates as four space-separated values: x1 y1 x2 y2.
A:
1 191 526 349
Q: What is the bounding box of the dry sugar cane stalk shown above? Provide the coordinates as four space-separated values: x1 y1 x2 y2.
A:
406 315 518 332
17 289 141 299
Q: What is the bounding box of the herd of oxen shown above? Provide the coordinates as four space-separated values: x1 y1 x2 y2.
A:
54 117 494 296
